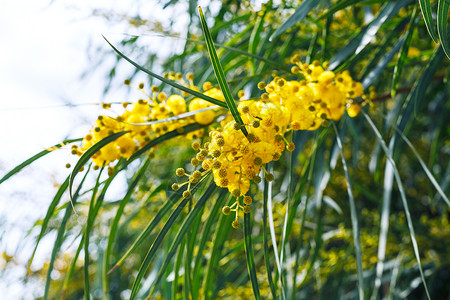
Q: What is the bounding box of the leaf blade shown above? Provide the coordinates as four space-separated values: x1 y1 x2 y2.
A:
103 36 227 108
198 6 248 136
244 212 261 300
0 138 82 185
437 0 450 59
419 0 439 43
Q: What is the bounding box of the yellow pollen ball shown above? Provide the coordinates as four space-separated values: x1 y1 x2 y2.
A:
176 168 185 177
232 220 240 229
231 189 241 197
222 206 231 215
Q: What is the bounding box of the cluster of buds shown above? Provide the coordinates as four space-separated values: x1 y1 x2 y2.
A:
71 75 223 169
174 59 374 227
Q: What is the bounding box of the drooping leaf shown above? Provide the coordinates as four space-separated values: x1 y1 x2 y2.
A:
418 0 439 43
332 122 364 300
0 138 82 185
392 6 420 96
437 0 450 59
244 212 261 300
103 36 228 108
329 0 411 70
363 112 431 300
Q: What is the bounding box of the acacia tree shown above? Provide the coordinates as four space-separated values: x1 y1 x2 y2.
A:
1 1 449 299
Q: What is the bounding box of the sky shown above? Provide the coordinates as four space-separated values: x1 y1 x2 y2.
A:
0 0 186 297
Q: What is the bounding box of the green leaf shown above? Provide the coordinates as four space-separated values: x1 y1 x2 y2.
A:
263 176 277 299
203 197 233 299
148 184 216 296
362 33 406 88
129 123 204 162
109 193 178 273
437 0 450 59
363 112 431 300
103 36 227 108
129 196 191 300
0 138 82 185
102 157 152 298
332 122 364 300
129 176 209 300
244 212 261 300
329 0 410 69
84 167 105 300
270 0 321 41
397 46 445 132
192 189 228 298
43 166 90 300
419 0 439 43
198 6 248 136
392 6 420 96
69 131 128 199
27 175 70 275
389 118 449 206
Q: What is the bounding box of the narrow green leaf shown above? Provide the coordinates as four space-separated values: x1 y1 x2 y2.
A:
362 33 406 88
389 118 449 206
129 196 190 300
329 0 410 69
0 138 82 185
62 234 84 299
103 36 227 108
198 6 248 136
360 17 409 81
172 238 185 300
129 177 209 300
419 0 439 43
43 166 90 300
244 212 261 300
332 122 364 300
102 157 152 298
397 46 445 132
437 0 450 59
84 167 105 300
129 123 204 161
27 175 70 275
148 184 216 296
263 176 277 299
69 131 128 199
270 0 320 41
363 112 431 300
192 189 228 298
392 6 419 96
203 197 233 299
109 194 177 272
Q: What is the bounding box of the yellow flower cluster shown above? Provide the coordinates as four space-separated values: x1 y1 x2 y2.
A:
175 59 373 228
71 76 223 169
